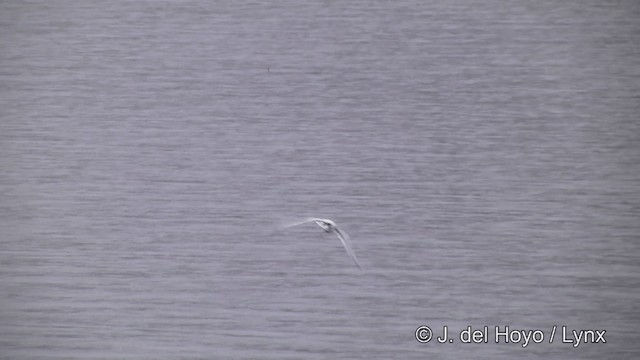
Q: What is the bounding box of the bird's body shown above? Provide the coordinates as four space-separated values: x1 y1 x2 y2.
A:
314 218 336 233
283 217 361 269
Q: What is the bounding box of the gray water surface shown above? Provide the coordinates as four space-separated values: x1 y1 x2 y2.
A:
1 1 639 359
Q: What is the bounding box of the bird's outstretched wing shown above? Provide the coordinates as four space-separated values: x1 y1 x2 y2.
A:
334 227 361 269
281 217 319 229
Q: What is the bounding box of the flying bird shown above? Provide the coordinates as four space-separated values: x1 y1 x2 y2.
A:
283 218 361 269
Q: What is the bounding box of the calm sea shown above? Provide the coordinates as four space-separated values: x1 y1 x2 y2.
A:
1 1 639 358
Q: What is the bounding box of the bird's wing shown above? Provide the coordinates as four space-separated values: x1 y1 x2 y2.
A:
334 227 361 269
281 217 320 229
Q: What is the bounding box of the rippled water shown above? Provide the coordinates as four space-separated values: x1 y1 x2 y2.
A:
1 1 639 358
